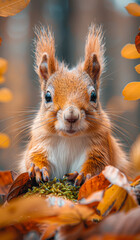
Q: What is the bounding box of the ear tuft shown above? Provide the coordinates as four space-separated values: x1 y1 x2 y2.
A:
34 26 58 81
84 24 105 85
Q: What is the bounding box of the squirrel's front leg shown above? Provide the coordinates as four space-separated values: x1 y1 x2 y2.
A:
26 152 50 183
66 154 107 186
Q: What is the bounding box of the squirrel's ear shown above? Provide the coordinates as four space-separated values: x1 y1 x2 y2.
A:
35 27 58 81
83 25 105 88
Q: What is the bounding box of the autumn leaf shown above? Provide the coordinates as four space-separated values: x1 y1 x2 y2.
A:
0 133 10 148
135 32 140 53
121 44 140 59
0 58 8 75
0 38 2 46
78 172 110 200
7 172 36 201
0 88 13 102
95 166 138 218
122 82 140 101
0 196 54 228
0 0 31 17
0 170 18 195
135 64 140 74
125 3 140 17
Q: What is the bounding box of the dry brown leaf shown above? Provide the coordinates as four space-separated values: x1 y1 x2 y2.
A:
0 133 10 148
7 172 36 201
0 58 8 75
135 32 140 53
78 172 110 200
125 3 140 16
0 170 18 195
122 82 140 101
0 88 13 102
135 64 140 74
106 96 138 113
0 0 31 17
121 44 140 59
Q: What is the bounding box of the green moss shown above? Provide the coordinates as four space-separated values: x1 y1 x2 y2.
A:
23 177 80 201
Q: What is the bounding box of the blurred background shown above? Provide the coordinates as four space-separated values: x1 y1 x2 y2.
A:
0 0 140 171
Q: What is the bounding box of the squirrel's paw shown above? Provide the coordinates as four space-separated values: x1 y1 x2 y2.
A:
64 171 92 186
28 163 49 183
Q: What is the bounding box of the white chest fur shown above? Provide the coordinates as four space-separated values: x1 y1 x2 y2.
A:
47 136 89 179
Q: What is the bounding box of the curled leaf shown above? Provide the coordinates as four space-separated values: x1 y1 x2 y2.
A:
78 172 110 200
122 82 140 101
135 32 140 53
0 0 31 17
121 44 140 59
0 170 18 195
125 3 140 17
0 58 8 75
0 88 13 102
135 64 140 74
0 133 10 148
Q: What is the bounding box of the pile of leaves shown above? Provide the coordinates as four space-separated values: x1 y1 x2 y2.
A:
0 165 140 239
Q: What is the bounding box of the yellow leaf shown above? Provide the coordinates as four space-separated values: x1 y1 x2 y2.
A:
122 82 140 101
0 58 8 75
0 0 30 17
130 135 140 171
0 88 13 102
135 64 140 74
0 133 10 148
125 3 140 16
97 185 138 218
0 76 5 84
121 44 140 59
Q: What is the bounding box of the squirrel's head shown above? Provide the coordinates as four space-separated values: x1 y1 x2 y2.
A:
34 25 106 137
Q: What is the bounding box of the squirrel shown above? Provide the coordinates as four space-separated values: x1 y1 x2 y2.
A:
19 25 131 185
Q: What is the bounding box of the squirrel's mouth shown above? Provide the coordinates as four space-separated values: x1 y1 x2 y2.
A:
66 129 77 134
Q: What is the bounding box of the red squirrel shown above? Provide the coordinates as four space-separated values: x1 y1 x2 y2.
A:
20 25 131 185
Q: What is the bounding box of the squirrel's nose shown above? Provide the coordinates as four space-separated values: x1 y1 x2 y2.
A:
64 106 80 124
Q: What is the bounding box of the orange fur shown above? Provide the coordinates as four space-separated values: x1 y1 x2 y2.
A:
20 25 131 180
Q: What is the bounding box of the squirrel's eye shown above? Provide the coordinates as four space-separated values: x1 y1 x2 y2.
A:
45 91 52 103
90 90 97 103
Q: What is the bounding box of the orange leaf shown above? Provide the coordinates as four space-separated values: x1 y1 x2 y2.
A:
0 58 8 75
122 82 140 101
78 172 110 200
121 44 140 59
0 133 10 148
0 37 2 46
135 32 140 53
0 0 31 17
0 88 13 102
97 184 138 218
0 171 18 195
135 64 140 74
125 3 140 16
